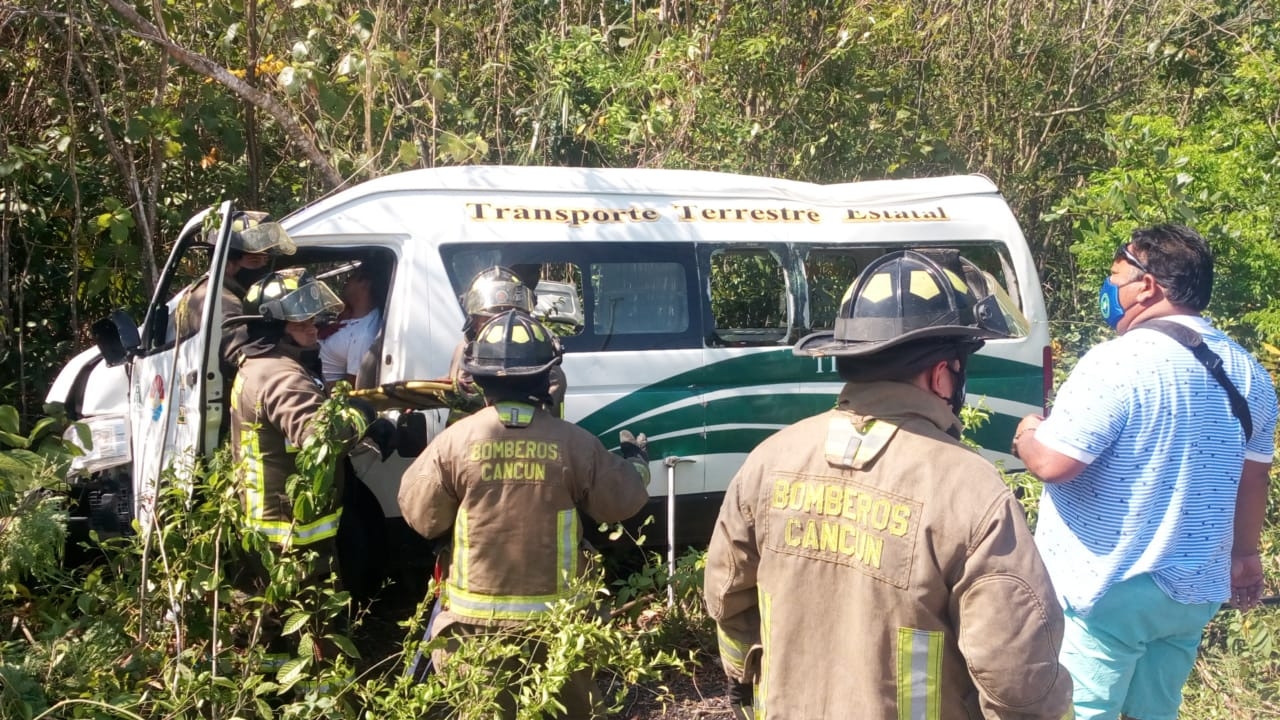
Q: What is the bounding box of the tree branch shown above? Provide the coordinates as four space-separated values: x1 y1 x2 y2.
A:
99 0 345 191
66 3 158 290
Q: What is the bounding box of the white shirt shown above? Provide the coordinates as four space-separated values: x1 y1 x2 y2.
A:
319 308 381 384
1034 314 1277 613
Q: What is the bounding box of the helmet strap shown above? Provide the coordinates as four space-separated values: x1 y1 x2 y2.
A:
946 355 969 418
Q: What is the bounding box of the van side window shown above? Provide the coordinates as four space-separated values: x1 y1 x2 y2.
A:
593 262 689 335
798 242 1028 334
803 250 864 331
707 248 791 346
440 242 702 352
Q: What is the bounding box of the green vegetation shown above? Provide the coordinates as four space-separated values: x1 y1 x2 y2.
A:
0 400 695 719
4 0 1280 715
2 400 1275 716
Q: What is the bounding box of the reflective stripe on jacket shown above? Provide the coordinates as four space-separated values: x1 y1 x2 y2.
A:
230 348 343 546
398 402 648 632
704 381 1074 720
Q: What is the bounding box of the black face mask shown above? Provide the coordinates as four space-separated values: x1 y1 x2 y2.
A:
233 264 271 291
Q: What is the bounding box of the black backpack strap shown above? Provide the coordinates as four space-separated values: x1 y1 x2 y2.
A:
1135 319 1254 440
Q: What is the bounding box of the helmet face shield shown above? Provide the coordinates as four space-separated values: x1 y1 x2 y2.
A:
244 268 344 322
462 266 535 320
207 210 297 256
274 279 343 322
235 221 297 256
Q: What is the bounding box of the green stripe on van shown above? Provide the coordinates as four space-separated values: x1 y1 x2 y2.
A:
577 348 1040 448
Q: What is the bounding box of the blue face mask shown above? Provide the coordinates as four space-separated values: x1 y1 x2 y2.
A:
1098 277 1134 329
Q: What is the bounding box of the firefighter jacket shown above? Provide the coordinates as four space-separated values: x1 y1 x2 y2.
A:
230 342 353 546
704 381 1073 720
398 401 648 634
175 275 251 377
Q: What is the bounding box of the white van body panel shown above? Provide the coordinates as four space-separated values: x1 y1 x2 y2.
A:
52 167 1046 550
270 167 1047 524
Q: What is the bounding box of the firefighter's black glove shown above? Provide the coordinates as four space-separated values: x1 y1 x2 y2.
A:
725 676 753 719
364 417 397 461
619 430 648 464
348 397 378 427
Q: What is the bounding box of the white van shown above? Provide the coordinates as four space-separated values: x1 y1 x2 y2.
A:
49 167 1049 580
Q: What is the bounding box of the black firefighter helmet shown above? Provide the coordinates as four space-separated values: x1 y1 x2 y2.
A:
794 249 1018 359
242 267 344 324
206 210 297 256
462 310 562 379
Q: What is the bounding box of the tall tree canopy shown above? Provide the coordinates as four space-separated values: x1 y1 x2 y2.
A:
2 0 1277 412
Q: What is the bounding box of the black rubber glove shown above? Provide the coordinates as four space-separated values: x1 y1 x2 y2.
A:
364 417 397 461
725 675 752 719
619 430 648 464
348 397 378 427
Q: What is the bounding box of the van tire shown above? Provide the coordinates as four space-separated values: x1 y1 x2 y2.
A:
338 459 388 602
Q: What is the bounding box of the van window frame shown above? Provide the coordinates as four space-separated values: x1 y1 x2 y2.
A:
697 242 796 347
790 239 1025 334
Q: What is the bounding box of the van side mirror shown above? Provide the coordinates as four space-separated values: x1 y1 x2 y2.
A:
93 310 142 367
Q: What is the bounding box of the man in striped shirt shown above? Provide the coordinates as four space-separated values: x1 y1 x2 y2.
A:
1013 224 1278 720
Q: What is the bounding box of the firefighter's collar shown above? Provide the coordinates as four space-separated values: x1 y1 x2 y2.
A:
836 381 963 438
825 415 897 469
495 401 536 428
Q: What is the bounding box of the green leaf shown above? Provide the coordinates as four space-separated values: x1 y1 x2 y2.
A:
282 610 311 636
0 405 19 434
0 430 30 449
327 632 360 659
0 454 33 481
296 633 315 660
276 657 307 687
398 139 420 167
26 417 55 445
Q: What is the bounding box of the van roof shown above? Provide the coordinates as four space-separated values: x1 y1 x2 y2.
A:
287 166 1002 223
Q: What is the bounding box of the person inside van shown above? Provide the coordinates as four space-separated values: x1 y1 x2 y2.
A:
447 266 566 420
319 257 389 391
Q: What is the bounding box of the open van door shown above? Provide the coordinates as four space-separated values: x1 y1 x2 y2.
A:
128 203 235 532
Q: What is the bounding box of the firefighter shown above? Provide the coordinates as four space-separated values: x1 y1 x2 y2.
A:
704 250 1074 719
447 266 567 419
228 267 353 573
175 210 297 376
399 309 649 718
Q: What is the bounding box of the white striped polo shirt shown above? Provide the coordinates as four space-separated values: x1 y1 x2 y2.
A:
1034 314 1277 615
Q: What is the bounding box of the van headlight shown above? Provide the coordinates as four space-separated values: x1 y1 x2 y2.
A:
64 414 131 477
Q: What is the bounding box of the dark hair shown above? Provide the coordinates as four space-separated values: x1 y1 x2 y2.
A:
509 263 542 291
1128 224 1214 311
835 338 980 383
352 258 391 307
473 372 552 405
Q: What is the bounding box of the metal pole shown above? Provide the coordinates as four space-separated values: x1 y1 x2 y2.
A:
663 456 695 608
